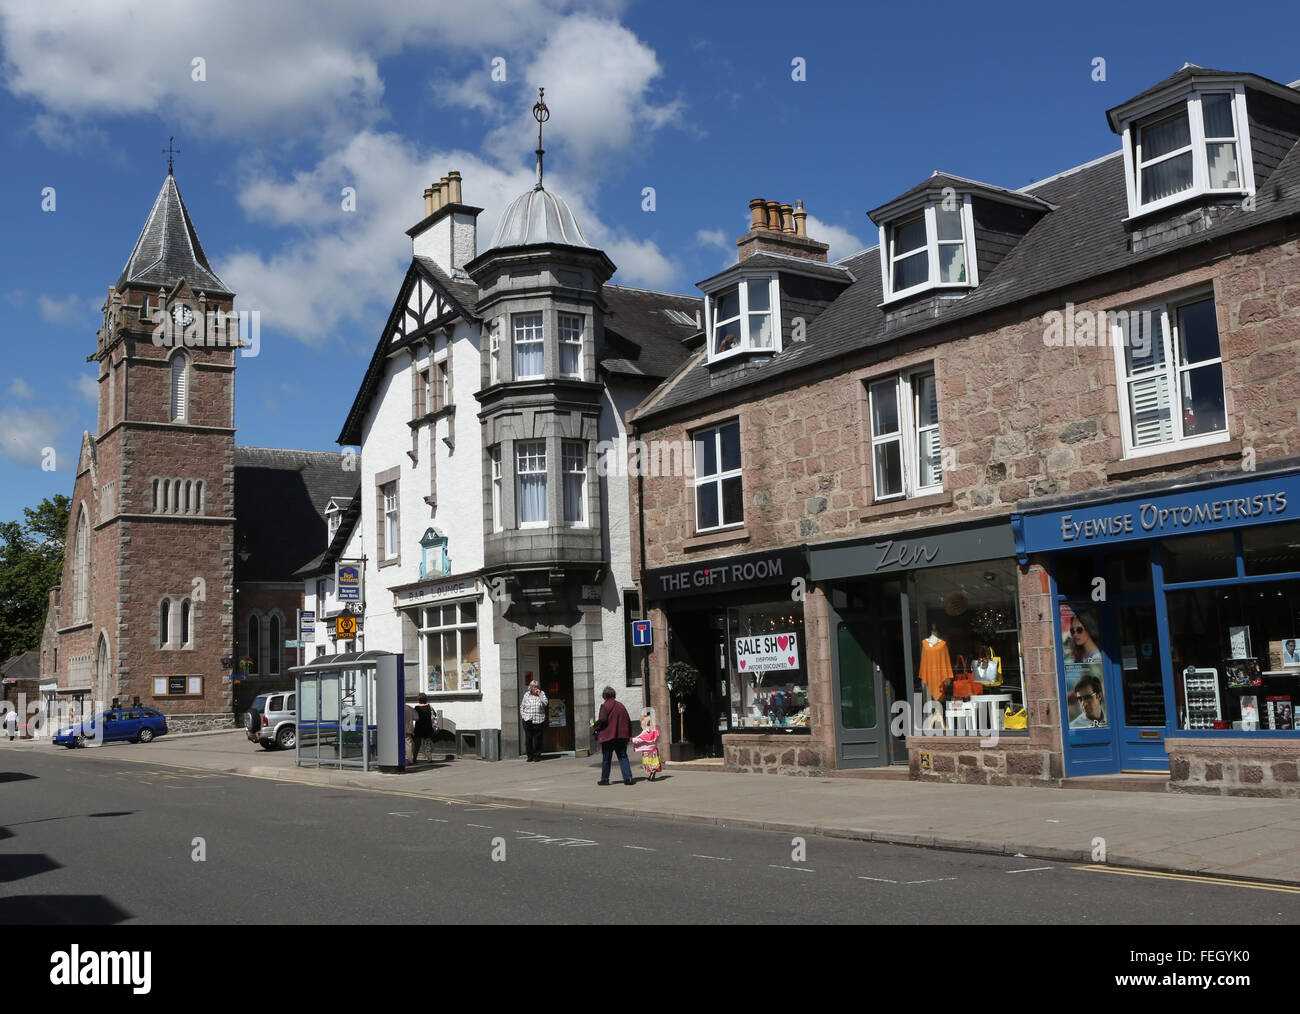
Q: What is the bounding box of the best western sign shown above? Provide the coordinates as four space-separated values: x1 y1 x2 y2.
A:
642 547 806 601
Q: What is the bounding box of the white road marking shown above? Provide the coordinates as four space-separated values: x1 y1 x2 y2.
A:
691 854 733 861
427 818 449 822
857 876 898 883
387 812 416 818
463 807 496 812
622 846 655 851
769 865 815 873
905 878 957 884
1006 866 1055 874
466 823 493 829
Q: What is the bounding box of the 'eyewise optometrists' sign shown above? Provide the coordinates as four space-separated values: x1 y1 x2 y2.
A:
1012 471 1299 556
642 547 807 601
736 632 800 674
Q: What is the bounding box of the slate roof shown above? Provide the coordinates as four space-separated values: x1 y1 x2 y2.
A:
116 174 230 295
293 485 362 578
635 71 1300 425
1 651 40 682
234 447 360 583
867 171 1054 223
601 284 702 381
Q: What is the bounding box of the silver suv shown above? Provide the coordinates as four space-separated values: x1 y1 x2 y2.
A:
247 691 296 750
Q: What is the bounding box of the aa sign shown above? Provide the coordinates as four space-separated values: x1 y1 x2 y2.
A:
735 633 799 673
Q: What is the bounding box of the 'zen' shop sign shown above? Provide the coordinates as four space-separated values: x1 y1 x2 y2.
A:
736 633 800 674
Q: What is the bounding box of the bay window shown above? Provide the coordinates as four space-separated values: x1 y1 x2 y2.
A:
513 313 544 379
559 314 583 378
707 276 778 360
880 201 976 302
563 440 586 525
516 441 547 526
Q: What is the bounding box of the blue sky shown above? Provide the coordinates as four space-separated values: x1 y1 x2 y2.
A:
1 0 1297 526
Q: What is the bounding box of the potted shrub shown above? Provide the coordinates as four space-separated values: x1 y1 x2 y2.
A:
665 661 699 762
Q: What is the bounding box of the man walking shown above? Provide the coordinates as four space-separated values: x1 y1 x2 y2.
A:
3 704 18 741
520 680 548 762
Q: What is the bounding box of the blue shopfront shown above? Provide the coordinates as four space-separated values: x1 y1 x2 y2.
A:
1013 466 1300 777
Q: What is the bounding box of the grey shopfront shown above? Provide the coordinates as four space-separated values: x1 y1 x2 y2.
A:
811 520 1023 769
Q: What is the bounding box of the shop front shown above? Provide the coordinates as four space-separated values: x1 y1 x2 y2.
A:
810 521 1026 770
643 547 811 763
1013 465 1300 792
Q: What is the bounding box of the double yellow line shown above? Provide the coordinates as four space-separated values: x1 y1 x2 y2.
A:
1074 865 1300 895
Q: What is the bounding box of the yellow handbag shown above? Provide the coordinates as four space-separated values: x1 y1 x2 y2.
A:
1003 706 1027 730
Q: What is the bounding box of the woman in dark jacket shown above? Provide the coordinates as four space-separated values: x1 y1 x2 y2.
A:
594 686 635 786
411 694 436 765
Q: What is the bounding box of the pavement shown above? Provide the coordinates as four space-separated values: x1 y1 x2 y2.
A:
6 730 1300 885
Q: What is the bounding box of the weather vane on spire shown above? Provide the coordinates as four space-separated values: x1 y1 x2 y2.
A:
532 87 549 190
163 136 181 176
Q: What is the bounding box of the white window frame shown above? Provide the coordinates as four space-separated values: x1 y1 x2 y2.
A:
562 440 587 526
489 319 501 385
1121 86 1255 219
382 482 400 559
867 368 942 502
490 446 502 532
515 441 548 527
1111 291 1230 459
705 274 781 363
559 314 584 378
692 420 743 533
419 601 479 694
878 198 979 303
512 313 545 380
435 357 450 411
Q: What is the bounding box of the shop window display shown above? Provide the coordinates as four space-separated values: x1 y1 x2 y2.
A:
727 604 810 729
1167 579 1300 731
420 602 480 693
906 560 1025 732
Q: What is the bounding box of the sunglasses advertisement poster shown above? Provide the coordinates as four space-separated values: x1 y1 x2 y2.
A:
1061 603 1107 729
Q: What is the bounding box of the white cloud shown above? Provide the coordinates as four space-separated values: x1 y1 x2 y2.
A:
695 228 729 249
805 214 868 262
72 375 97 405
38 293 93 324
8 378 33 399
0 0 627 144
2 290 24 306
220 130 681 344
484 15 683 172
0 408 59 467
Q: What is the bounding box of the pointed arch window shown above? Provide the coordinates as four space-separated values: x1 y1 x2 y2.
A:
269 615 282 675
170 353 189 422
181 599 192 647
246 615 261 674
160 599 171 648
72 508 89 623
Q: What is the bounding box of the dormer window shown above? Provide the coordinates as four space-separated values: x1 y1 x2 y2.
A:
880 199 977 302
707 275 779 362
1120 87 1253 218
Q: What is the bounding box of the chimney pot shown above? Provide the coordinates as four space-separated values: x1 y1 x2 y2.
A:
780 203 795 234
793 200 807 237
424 187 434 217
749 198 767 230
765 200 781 231
431 182 443 212
447 171 463 205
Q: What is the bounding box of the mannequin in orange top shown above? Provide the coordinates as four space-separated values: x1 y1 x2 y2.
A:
918 625 954 700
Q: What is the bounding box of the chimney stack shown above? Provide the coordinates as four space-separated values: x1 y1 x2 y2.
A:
447 171 463 205
409 169 482 275
424 186 435 217
736 196 829 263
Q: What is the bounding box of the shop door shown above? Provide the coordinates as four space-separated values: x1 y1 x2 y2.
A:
538 647 574 753
1107 602 1169 772
829 579 907 768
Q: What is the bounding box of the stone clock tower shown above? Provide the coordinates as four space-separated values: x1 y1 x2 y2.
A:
43 168 240 728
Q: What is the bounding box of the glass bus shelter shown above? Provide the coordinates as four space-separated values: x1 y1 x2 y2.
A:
291 651 404 770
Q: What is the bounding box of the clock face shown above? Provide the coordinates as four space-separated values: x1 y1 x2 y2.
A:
172 304 194 329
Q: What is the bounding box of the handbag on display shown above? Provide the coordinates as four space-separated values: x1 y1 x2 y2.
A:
974 655 1003 686
1003 707 1028 730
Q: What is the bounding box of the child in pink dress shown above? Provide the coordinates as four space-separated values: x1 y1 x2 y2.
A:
631 708 662 781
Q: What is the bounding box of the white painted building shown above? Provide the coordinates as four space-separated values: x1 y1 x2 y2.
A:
319 160 700 759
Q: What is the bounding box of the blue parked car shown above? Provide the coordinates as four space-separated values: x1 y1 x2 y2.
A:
54 707 168 748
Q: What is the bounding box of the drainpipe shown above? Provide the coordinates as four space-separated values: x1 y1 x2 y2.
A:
632 419 650 708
